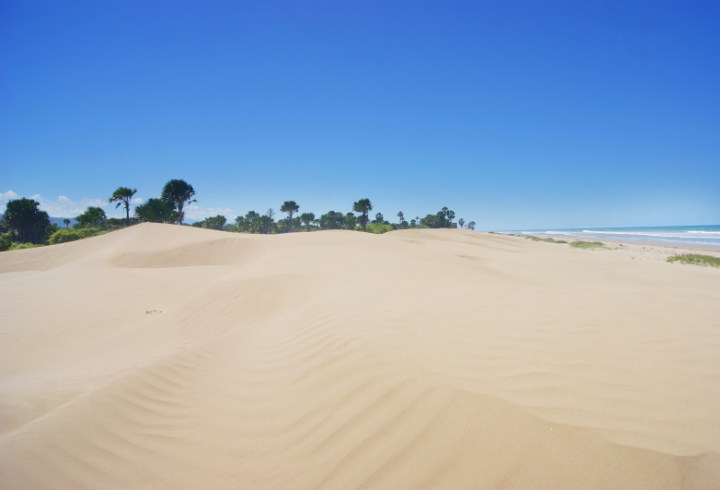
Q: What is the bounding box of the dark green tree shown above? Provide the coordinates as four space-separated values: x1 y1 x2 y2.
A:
109 187 137 226
63 218 71 228
300 212 315 231
135 198 175 223
76 207 107 228
458 218 465 229
2 198 50 243
161 179 196 224
352 198 372 232
420 207 456 228
244 210 261 232
256 215 274 234
397 211 404 226
373 212 385 224
319 211 344 229
344 212 357 230
467 221 476 231
280 201 299 232
199 215 227 230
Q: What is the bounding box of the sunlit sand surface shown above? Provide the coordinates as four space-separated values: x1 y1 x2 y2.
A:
1 223 719 488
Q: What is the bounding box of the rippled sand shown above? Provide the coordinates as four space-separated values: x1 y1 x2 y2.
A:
1 223 719 488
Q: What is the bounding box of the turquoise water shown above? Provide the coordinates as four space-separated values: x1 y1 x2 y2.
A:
508 225 720 247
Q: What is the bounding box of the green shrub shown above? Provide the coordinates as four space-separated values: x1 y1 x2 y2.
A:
364 223 394 234
0 232 12 251
525 235 567 244
49 229 83 244
13 242 43 249
48 227 102 245
77 227 102 238
667 254 720 268
570 240 609 250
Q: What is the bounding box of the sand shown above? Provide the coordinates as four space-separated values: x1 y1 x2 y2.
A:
1 223 719 489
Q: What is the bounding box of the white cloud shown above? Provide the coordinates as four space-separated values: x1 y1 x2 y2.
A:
184 204 235 221
0 190 122 218
1 189 226 221
0 190 20 208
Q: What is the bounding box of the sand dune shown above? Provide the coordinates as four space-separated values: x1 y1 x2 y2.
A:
1 223 719 488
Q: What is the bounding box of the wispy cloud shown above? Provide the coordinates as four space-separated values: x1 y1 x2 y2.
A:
0 189 143 218
2 189 229 220
184 204 235 221
0 190 20 209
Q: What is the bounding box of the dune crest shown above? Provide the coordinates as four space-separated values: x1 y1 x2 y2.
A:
1 223 719 488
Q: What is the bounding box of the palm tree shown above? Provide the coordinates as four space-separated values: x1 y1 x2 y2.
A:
353 198 372 232
161 179 196 224
458 218 465 229
63 218 70 228
109 187 137 226
300 212 315 231
397 211 404 227
468 221 476 231
280 201 299 232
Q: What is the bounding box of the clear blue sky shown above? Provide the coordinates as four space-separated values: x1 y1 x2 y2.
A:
1 0 718 230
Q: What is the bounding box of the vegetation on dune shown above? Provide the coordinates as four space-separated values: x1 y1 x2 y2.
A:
525 235 568 244
109 187 137 226
280 201 299 232
0 232 12 251
667 254 720 268
420 207 456 228
570 240 609 250
353 199 372 232
76 207 107 229
135 198 175 223
300 212 315 232
2 198 51 244
2 179 479 250
48 227 104 245
365 223 394 234
161 179 196 224
192 215 227 230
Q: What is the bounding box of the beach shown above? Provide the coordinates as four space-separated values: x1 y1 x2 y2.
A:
1 223 719 488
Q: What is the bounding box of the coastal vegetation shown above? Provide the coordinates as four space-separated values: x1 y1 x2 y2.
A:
1 179 477 250
570 240 609 250
667 254 720 268
524 235 568 244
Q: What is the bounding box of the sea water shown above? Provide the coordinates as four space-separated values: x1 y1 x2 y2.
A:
507 225 720 247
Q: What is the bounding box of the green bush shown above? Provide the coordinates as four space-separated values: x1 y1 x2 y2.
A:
48 227 102 245
570 240 609 250
525 235 567 244
0 232 13 251
77 227 102 238
49 229 82 244
364 223 394 234
13 242 43 249
667 254 720 268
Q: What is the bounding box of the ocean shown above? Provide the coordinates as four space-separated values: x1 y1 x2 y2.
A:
505 225 720 247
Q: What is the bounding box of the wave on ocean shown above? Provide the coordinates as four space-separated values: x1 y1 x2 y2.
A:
513 226 720 247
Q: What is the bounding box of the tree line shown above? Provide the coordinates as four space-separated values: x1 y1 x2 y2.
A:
1 178 475 250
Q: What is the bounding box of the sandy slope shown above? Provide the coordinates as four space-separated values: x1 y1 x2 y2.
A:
1 223 719 489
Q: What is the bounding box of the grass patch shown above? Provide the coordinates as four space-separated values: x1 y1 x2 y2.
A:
12 242 45 249
570 240 609 250
363 223 395 234
667 254 720 268
524 235 567 244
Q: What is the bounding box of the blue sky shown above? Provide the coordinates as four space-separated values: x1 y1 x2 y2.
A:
1 0 718 230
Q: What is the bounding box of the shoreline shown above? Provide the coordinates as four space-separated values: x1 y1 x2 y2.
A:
501 232 720 263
